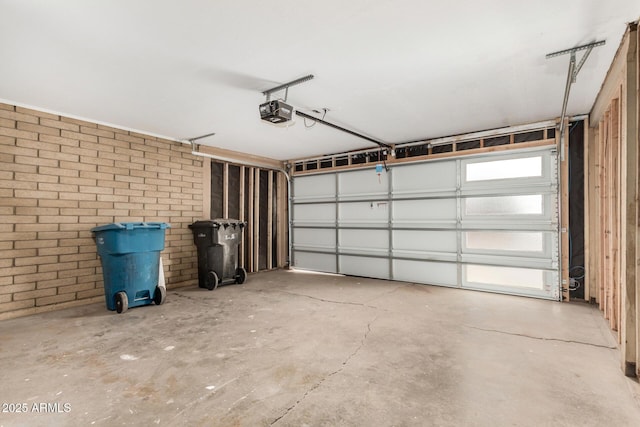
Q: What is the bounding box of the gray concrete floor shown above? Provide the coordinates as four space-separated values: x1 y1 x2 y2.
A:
1 270 640 427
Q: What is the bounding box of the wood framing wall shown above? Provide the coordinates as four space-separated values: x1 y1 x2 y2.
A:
198 148 289 273
290 126 556 175
588 21 639 377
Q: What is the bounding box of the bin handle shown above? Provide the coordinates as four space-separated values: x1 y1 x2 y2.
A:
122 222 170 230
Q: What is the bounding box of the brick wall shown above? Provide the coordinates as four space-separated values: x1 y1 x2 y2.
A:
0 102 202 319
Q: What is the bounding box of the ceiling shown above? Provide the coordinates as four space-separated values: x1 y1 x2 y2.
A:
1 1 638 161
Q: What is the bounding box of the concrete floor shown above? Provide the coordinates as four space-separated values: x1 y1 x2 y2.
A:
1 270 639 427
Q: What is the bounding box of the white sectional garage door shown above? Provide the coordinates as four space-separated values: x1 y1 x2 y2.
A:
291 146 560 300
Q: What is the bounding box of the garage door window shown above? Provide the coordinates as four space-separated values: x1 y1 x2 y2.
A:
465 265 546 289
466 156 542 181
465 231 544 252
465 194 543 215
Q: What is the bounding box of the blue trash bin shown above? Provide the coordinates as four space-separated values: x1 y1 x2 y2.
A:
92 222 170 313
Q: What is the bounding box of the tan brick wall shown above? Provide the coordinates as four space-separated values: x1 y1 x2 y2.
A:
0 103 202 319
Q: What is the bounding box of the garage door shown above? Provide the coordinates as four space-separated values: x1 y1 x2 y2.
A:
291 146 560 300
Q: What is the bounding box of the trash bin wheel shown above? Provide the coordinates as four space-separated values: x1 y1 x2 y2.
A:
154 286 166 305
206 271 219 291
235 267 247 284
115 292 128 314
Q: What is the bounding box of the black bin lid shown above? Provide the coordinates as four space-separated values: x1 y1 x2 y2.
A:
189 219 246 229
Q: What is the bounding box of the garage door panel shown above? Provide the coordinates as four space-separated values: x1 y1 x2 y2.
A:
393 160 457 195
461 254 555 270
393 259 457 287
293 203 335 226
460 183 557 197
292 146 560 300
339 201 388 225
339 255 389 279
293 228 336 249
340 229 387 251
294 252 336 273
338 169 388 199
293 174 336 201
393 199 457 221
392 250 458 263
393 230 457 253
460 220 558 231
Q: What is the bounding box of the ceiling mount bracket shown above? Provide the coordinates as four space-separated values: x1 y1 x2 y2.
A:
263 74 314 102
186 131 216 152
546 40 605 159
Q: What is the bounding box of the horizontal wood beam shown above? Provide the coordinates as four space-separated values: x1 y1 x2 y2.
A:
291 139 555 176
591 23 633 124
197 145 284 170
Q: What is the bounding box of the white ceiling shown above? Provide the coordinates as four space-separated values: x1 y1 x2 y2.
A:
1 1 638 160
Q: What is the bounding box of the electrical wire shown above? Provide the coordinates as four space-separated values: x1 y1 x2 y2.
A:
303 108 327 128
569 265 585 280
382 148 389 172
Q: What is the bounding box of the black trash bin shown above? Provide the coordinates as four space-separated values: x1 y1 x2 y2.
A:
189 219 247 290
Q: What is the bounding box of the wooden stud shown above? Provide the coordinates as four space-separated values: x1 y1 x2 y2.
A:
276 172 288 268
202 158 211 219
239 166 245 269
611 96 621 335
586 121 598 302
223 163 229 218
248 167 255 273
599 117 607 312
604 109 612 321
267 170 274 269
560 118 570 302
603 98 622 333
635 22 640 378
583 117 591 302
595 121 600 306
623 24 638 376
254 168 260 272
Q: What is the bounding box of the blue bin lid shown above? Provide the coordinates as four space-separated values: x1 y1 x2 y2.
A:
91 222 171 232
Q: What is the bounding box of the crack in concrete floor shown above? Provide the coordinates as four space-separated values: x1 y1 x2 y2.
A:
270 316 377 425
172 292 211 303
466 325 617 349
263 289 384 310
